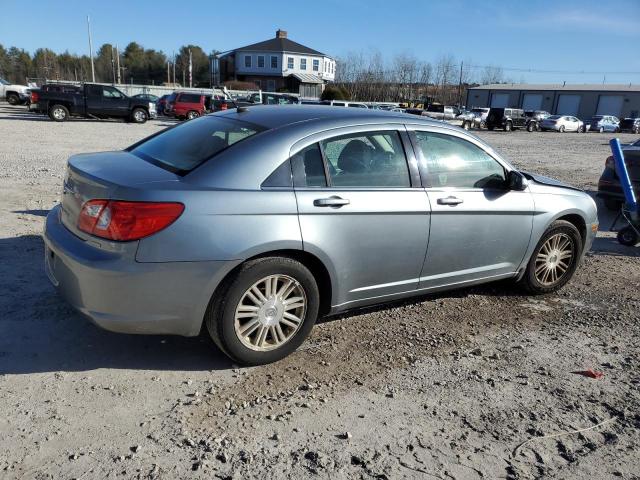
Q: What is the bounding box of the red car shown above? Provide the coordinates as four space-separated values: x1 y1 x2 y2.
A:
165 92 212 120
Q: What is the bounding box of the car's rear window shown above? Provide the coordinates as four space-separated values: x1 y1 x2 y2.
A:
129 116 265 175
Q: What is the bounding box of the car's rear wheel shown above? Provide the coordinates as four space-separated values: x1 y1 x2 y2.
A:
520 220 582 294
599 126 604 133
617 226 639 247
505 122 512 132
633 126 639 134
187 110 199 120
131 108 148 124
559 125 565 133
48 104 69 122
205 257 320 365
527 123 534 132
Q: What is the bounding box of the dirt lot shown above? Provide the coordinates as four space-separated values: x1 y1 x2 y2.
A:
0 104 638 480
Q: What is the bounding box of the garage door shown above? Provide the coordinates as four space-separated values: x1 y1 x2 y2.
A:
596 95 623 116
556 95 581 116
490 93 509 107
522 93 543 111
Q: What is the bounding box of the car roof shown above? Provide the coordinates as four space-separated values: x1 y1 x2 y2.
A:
212 104 450 130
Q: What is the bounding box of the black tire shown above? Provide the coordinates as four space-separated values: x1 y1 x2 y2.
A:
633 126 639 134
7 93 20 105
504 122 512 132
603 197 622 211
131 108 148 124
527 123 534 132
487 126 494 131
48 104 69 122
617 226 639 247
186 110 199 120
205 256 320 365
520 220 583 294
559 125 565 133
599 126 604 133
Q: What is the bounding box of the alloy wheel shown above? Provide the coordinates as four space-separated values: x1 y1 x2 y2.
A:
53 108 65 120
134 110 146 122
534 233 574 286
233 274 307 351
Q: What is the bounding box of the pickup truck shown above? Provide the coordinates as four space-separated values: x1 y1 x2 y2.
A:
35 83 156 123
0 77 31 105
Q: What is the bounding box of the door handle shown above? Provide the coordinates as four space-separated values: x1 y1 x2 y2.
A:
437 196 464 206
313 196 350 207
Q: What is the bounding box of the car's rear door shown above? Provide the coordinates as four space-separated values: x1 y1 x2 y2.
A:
407 125 534 289
292 125 430 308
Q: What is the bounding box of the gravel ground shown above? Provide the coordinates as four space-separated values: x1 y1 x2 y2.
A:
0 103 639 479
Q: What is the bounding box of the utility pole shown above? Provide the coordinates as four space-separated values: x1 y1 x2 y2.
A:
87 15 95 82
172 52 176 84
188 49 193 88
111 46 116 84
457 61 464 107
116 45 121 84
167 61 170 84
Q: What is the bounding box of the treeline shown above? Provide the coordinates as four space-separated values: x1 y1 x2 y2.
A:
0 42 214 87
334 51 509 105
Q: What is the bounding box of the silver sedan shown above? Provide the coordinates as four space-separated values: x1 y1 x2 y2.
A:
539 115 585 132
44 106 598 365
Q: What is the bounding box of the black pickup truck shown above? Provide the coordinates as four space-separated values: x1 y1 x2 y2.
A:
34 83 157 123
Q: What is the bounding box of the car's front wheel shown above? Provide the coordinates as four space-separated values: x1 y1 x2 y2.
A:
206 257 320 365
520 220 582 294
131 108 148 124
7 93 20 105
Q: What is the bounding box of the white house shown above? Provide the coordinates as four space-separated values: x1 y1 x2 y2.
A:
219 30 336 98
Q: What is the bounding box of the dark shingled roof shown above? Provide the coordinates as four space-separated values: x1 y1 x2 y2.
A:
233 37 325 56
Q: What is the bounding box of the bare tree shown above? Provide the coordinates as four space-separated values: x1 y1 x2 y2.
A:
480 65 504 85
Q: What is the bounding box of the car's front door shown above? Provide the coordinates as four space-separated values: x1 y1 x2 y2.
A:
408 127 534 290
292 126 430 308
101 86 130 117
85 84 103 114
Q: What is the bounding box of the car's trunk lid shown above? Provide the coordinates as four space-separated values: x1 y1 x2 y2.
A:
60 151 179 238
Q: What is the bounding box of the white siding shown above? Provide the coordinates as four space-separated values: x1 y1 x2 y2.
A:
235 50 335 81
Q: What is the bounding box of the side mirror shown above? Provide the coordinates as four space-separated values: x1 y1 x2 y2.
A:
507 170 527 191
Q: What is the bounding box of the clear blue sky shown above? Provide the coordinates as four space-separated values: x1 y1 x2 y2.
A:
2 0 639 84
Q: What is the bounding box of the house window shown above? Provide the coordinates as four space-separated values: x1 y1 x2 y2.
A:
258 56 265 68
300 58 307 70
244 55 251 68
267 79 276 91
287 57 294 69
313 59 319 71
271 56 278 69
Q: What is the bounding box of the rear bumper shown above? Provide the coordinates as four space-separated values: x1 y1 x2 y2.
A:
43 205 238 336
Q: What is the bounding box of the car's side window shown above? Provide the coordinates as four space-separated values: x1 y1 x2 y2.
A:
414 131 506 189
320 131 410 188
291 143 327 188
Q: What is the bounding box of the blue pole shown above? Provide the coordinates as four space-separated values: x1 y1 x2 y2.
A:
610 138 638 216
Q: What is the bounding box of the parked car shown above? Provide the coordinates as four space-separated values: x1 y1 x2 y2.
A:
587 115 620 133
424 104 459 121
0 77 31 105
156 94 170 115
598 138 640 210
539 115 584 133
131 93 159 104
456 110 482 130
485 108 527 131
164 92 212 120
43 106 597 365
405 108 427 116
470 107 490 127
35 83 156 122
618 117 640 134
246 92 299 105
29 83 82 112
524 110 551 132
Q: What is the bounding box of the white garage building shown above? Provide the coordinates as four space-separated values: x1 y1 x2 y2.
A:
466 84 640 119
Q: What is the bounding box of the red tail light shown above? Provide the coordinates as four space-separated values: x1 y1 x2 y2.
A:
605 155 615 170
31 91 39 103
78 200 184 241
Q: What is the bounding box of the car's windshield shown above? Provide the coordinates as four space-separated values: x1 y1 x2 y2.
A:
0 78 9 85
129 116 264 175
